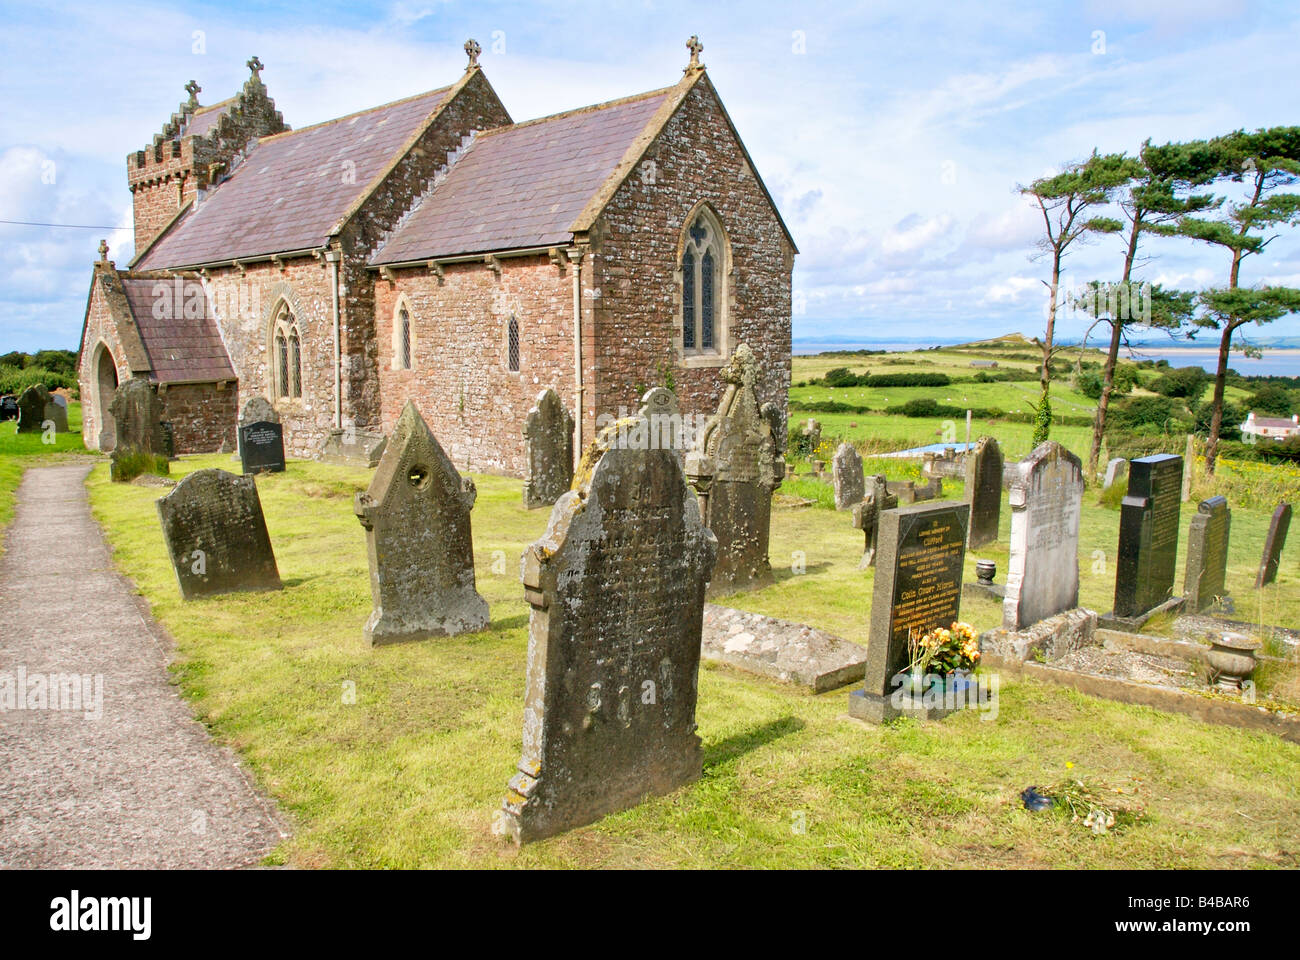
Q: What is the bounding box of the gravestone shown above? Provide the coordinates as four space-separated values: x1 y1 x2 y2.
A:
501 400 717 843
234 396 280 463
1255 502 1292 588
239 423 285 475
15 384 52 434
888 480 916 504
109 377 169 480
798 417 821 454
832 442 864 510
1107 453 1184 625
1184 496 1231 613
639 386 689 460
685 344 784 596
964 436 1003 548
44 392 69 433
156 469 281 599
522 388 574 509
1003 442 1084 631
354 401 489 645
914 477 942 501
1103 458 1128 491
852 475 897 568
848 500 970 722
1181 434 1195 502
319 427 387 467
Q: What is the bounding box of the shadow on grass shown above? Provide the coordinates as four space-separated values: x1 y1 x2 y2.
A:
704 715 804 769
770 562 830 584
487 613 529 633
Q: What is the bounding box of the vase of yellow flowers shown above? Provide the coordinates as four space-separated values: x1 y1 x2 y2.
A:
903 622 981 694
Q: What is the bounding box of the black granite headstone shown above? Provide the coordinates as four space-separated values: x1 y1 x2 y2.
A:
239 420 286 475
1112 454 1183 619
849 500 969 721
1255 502 1291 588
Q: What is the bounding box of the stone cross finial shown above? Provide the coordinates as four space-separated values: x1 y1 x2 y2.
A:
685 35 704 71
464 38 482 70
98 239 109 261
247 56 264 80
184 80 201 106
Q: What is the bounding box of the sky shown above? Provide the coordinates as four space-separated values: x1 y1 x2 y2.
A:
2 0 1300 354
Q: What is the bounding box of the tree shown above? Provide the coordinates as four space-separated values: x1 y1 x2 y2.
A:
1150 363 1210 402
1246 383 1295 417
1073 142 1215 476
1180 127 1300 473
1021 152 1129 445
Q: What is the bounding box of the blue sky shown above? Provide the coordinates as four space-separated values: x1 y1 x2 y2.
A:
2 0 1300 354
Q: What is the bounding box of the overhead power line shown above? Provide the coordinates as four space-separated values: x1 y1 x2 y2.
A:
0 219 130 230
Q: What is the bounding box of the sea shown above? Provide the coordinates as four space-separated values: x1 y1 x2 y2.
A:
792 340 1300 378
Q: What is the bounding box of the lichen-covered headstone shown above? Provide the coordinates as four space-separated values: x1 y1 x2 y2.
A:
1184 496 1231 612
319 427 387 467
852 474 897 569
156 469 281 599
685 344 784 596
15 384 52 434
522 388 574 509
109 377 169 481
964 436 1003 548
354 401 488 645
832 442 864 510
1003 442 1084 631
501 399 717 843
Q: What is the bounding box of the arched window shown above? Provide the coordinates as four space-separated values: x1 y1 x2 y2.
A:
397 307 412 370
271 301 302 399
507 314 520 372
680 208 726 355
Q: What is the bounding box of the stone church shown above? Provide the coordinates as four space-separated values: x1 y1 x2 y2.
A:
76 38 795 473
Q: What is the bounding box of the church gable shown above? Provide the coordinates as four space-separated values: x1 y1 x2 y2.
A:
136 85 458 270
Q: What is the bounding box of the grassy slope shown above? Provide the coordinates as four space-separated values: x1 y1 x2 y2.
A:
0 403 88 550
87 454 1300 868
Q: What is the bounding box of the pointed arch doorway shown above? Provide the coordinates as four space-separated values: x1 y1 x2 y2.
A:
94 343 119 451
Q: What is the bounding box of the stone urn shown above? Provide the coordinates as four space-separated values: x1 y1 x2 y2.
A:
1204 632 1261 691
976 559 996 585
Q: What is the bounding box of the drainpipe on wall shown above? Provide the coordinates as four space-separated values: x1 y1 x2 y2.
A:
568 245 586 464
325 246 342 429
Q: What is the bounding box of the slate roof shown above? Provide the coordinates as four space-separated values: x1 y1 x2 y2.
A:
137 87 452 270
182 98 236 139
1249 414 1298 430
370 88 671 265
119 276 236 384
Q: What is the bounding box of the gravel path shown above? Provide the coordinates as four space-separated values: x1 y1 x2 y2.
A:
0 463 287 868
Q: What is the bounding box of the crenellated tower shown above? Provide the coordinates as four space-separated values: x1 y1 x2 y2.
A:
126 57 288 255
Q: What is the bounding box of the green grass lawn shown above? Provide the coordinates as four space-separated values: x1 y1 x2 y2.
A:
86 453 1300 868
0 402 88 549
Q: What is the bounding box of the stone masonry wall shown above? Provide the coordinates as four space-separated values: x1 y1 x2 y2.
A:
78 273 136 451
338 69 513 434
160 381 237 453
375 254 575 475
588 75 793 435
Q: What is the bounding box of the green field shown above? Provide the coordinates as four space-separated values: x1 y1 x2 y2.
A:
78 453 1300 868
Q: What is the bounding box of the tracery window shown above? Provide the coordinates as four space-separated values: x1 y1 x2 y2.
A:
680 209 726 354
271 302 302 399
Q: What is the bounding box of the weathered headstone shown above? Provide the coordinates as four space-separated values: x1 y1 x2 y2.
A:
44 393 69 433
1255 502 1292 589
685 344 784 596
501 400 717 843
1184 496 1231 613
798 417 821 454
319 427 387 467
964 436 1003 548
914 477 942 501
1109 453 1184 623
1102 457 1128 491
15 384 52 434
109 377 169 480
156 469 281 599
354 401 489 645
848 500 970 722
852 475 897 569
1181 434 1195 502
522 387 574 509
639 386 688 460
832 442 864 510
1003 442 1084 631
